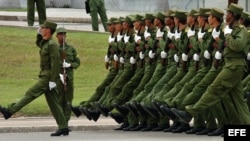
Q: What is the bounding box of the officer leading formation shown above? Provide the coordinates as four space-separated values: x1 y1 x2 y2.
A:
1 2 250 138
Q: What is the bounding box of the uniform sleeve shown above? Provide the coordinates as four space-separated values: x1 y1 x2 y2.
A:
69 47 81 69
225 27 248 52
48 40 60 82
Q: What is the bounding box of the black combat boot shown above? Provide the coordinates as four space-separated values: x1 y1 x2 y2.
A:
109 112 124 124
51 128 69 136
67 103 81 117
0 106 12 119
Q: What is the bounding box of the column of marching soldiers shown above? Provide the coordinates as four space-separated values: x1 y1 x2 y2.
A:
69 3 250 136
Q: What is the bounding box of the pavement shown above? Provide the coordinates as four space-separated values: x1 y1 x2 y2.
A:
0 7 137 133
0 8 141 32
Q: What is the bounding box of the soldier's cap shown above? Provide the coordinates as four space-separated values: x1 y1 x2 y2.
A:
143 13 155 20
40 20 57 30
194 8 211 17
241 11 250 20
206 8 224 19
154 12 166 21
123 15 133 24
106 17 118 24
131 14 144 22
187 9 199 17
173 10 187 20
226 3 243 15
56 27 67 34
165 9 175 17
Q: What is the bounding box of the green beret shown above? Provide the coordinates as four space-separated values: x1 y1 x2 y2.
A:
154 12 166 21
165 10 175 17
187 9 199 17
56 27 67 34
241 11 250 20
174 10 187 20
206 8 224 19
143 13 155 20
40 20 57 30
106 17 118 24
227 3 243 15
195 8 211 17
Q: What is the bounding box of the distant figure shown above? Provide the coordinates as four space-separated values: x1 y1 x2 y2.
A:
27 0 47 26
87 0 108 32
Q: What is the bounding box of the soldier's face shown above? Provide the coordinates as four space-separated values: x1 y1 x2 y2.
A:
133 21 140 30
225 11 233 24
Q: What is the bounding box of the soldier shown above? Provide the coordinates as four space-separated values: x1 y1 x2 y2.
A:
172 3 250 128
68 17 119 121
108 14 147 129
0 21 69 136
27 0 46 26
56 27 81 126
88 0 108 31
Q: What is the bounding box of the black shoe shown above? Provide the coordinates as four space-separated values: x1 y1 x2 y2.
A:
123 124 139 131
172 123 190 133
67 103 81 117
114 105 129 117
114 122 129 131
134 102 147 115
160 105 176 120
140 123 158 131
89 109 101 122
221 133 224 137
0 106 12 119
185 127 206 134
151 124 170 131
129 123 147 131
142 105 159 119
151 100 164 116
208 128 224 136
109 112 124 124
95 102 109 117
196 128 216 135
163 121 181 132
50 128 69 136
79 107 92 121
125 103 138 117
171 108 192 124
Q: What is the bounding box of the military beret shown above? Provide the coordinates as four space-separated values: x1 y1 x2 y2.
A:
206 8 224 19
227 3 243 15
165 10 175 17
241 11 250 20
106 17 118 24
195 8 211 17
40 20 57 30
143 13 155 20
174 10 187 20
56 27 67 34
154 12 166 21
187 9 199 17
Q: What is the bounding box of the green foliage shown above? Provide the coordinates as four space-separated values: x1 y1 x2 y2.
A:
0 26 109 116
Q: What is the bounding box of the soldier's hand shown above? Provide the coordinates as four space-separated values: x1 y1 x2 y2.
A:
204 50 211 59
212 28 220 39
160 51 167 59
104 55 109 62
63 61 71 68
49 81 56 91
224 25 232 35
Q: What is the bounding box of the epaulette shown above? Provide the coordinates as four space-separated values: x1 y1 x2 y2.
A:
48 39 56 45
208 28 212 32
185 27 190 32
248 30 250 33
239 25 244 28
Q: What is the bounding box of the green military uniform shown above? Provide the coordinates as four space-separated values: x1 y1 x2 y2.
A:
186 4 250 124
27 0 46 26
88 0 108 31
0 21 68 133
96 16 136 115
56 28 81 123
123 13 158 130
78 17 119 109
